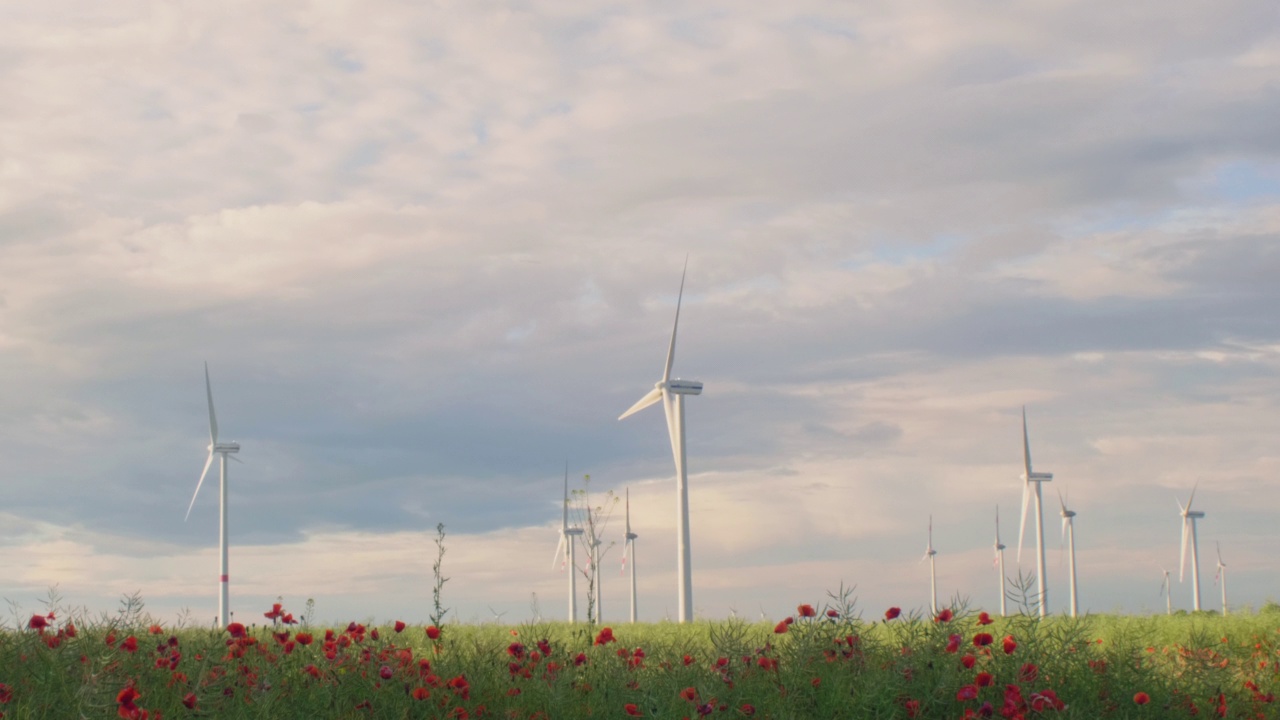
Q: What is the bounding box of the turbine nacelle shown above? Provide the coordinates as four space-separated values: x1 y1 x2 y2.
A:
213 442 241 454
1185 510 1205 519
1021 471 1053 482
665 379 703 396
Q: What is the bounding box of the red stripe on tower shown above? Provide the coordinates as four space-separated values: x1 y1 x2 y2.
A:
220 575 229 582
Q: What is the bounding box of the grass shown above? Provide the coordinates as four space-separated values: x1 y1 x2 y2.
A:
0 593 1277 719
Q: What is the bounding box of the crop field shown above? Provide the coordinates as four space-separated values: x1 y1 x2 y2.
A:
1 595 1277 719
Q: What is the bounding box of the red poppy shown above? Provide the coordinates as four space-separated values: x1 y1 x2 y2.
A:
28 614 48 631
264 603 283 620
116 686 141 714
303 664 321 679
394 620 406 633
121 636 138 654
973 633 994 647
1001 635 1017 655
956 684 979 701
885 607 902 621
1018 663 1039 683
826 609 839 618
935 608 954 623
295 632 313 645
182 693 197 709
227 622 246 638
147 624 163 635
412 687 430 700
757 657 778 671
797 604 816 618
905 699 920 718
740 704 756 717
0 683 12 704
773 621 789 634
961 654 977 669
594 627 615 645
976 672 994 687
624 703 642 716
679 687 698 702
379 665 394 680
426 626 441 640
977 612 993 625
1133 692 1150 705
574 652 587 666
946 634 962 653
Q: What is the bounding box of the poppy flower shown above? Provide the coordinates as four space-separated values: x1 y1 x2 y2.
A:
977 612 993 625
978 700 994 717
961 654 977 669
956 684 979 701
303 664 321 679
773 621 789 634
946 634 962 653
0 683 12 704
264 603 283 620
797 604 816 618
976 672 994 687
973 633 994 647
826 609 839 618
1133 692 1150 705
379 665 393 680
116 686 141 714
1002 635 1017 655
426 626 441 640
394 620 406 633
412 687 430 701
182 693 197 709
594 627 615 645
28 614 48 631
121 636 138 653
227 623 246 638
885 607 902 621
148 625 163 635
1018 663 1039 683
904 699 920 718
935 608 954 623
679 687 698 702
740 705 756 717
295 632 313 645
574 652 587 666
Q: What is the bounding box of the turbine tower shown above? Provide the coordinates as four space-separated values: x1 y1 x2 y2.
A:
185 362 241 628
922 515 938 615
551 465 583 623
622 488 638 623
1214 542 1227 616
618 262 703 623
1017 407 1054 617
994 507 1007 617
1177 486 1205 612
1058 491 1079 618
1159 567 1172 615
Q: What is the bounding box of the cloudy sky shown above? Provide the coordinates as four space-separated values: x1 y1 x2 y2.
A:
2 0 1279 627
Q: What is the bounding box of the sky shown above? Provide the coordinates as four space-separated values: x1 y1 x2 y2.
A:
1 0 1279 627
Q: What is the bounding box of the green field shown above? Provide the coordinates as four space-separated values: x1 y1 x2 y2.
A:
1 596 1277 719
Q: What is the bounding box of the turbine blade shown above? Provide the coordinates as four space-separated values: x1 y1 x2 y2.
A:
1186 481 1197 511
228 454 244 464
1216 541 1223 565
562 462 569 531
618 387 663 421
995 506 1001 544
625 487 631 535
1179 518 1190 583
552 535 565 570
1017 478 1030 563
185 451 216 521
1021 406 1032 477
205 362 219 445
663 259 689 384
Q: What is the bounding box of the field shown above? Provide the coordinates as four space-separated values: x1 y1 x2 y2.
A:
1 594 1277 719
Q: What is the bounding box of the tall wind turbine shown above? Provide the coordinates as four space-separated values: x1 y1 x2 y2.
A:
1177 486 1205 612
994 508 1007 617
551 465 583 623
1017 407 1054 617
618 263 703 623
1158 567 1172 615
1058 491 1079 618
185 362 241 628
922 516 938 615
622 488 638 623
1214 542 1227 616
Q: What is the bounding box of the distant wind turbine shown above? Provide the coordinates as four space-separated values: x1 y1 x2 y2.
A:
618 262 703 623
1058 491 1079 618
994 507 1007 617
1214 542 1228 616
1158 566 1172 615
622 488 639 623
185 362 241 628
551 465 583 623
1177 485 1206 612
1017 407 1054 617
922 515 938 615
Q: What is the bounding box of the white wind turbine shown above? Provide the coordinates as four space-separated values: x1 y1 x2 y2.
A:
994 507 1007 617
1058 491 1079 618
184 362 241 628
1158 566 1172 615
551 466 583 623
1017 407 1054 617
618 263 703 623
621 488 639 623
1214 542 1228 616
922 515 938 615
1177 485 1206 612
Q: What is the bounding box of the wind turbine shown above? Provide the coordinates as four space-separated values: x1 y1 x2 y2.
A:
1214 542 1227 616
1058 491 1079 618
994 508 1007 617
922 515 938 615
1017 407 1054 617
621 488 638 623
618 263 703 623
1158 566 1172 615
1177 486 1205 612
551 465 583 623
184 362 241 628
